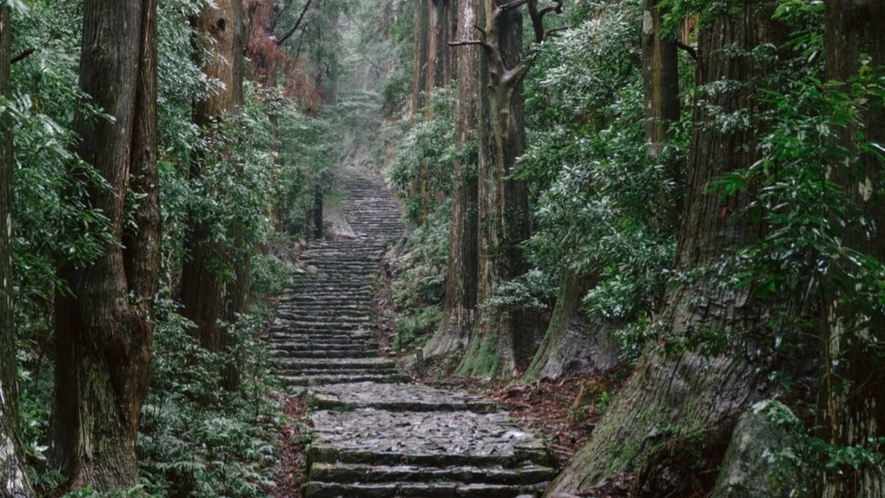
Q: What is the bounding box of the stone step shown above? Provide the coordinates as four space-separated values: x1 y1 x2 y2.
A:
270 342 377 358
283 373 410 387
271 320 371 330
268 337 373 347
309 463 555 486
277 313 370 322
275 358 396 371
303 480 548 498
308 410 555 469
309 382 498 413
277 349 379 359
267 333 371 342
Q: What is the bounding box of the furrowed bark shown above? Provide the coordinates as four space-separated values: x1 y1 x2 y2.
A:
124 0 161 343
457 0 532 378
411 0 430 117
426 0 481 359
821 2 885 496
52 0 157 490
545 3 786 495
0 4 34 495
182 0 246 354
523 270 620 380
641 0 681 224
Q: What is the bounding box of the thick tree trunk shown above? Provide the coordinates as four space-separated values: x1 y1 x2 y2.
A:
182 0 245 353
546 3 786 496
425 0 481 359
52 0 158 490
523 270 620 380
425 0 455 117
314 183 323 240
457 0 531 378
0 6 34 495
411 0 430 117
641 0 679 152
821 3 885 496
124 0 161 336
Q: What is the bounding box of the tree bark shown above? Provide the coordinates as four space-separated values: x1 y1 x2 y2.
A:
425 0 481 359
411 0 431 118
52 0 158 490
821 2 885 496
523 270 620 380
0 5 34 495
641 0 680 152
457 0 531 378
545 3 786 495
182 0 246 353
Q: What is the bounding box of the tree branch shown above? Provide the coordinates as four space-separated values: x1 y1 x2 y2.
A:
677 41 698 61
360 53 386 72
276 0 313 46
528 0 563 43
11 48 35 64
497 0 531 12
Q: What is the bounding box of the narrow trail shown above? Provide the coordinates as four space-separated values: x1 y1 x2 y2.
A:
269 173 557 497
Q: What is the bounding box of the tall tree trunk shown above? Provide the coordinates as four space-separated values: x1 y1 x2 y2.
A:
437 0 457 86
182 0 245 353
545 3 786 496
411 0 430 118
523 270 620 380
642 0 680 152
52 0 158 489
457 0 531 378
821 2 885 496
425 0 481 359
0 5 34 495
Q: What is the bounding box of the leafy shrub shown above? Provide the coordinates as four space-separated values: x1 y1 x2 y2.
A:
394 306 444 350
250 254 297 296
137 305 284 498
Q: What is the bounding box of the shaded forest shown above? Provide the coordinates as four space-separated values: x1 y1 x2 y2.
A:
0 0 884 497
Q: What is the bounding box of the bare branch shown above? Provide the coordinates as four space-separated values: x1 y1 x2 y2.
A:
502 61 528 88
11 48 36 65
544 26 570 39
276 0 313 46
360 53 386 72
449 40 493 53
496 0 531 11
528 0 563 43
677 41 698 61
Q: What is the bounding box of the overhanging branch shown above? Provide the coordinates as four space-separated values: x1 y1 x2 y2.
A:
276 0 313 45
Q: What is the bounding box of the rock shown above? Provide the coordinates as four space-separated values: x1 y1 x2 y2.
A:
710 400 813 498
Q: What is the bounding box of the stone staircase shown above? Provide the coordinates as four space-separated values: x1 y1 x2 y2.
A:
269 173 557 497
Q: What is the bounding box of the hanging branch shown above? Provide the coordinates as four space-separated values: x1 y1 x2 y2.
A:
448 0 565 89
276 0 313 45
11 48 36 64
528 0 562 43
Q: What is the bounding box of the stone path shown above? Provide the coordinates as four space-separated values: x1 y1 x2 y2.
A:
269 174 557 497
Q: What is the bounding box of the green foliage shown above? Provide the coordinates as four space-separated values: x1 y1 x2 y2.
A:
250 253 297 296
394 305 443 350
390 201 452 350
138 306 284 498
519 0 686 352
483 269 558 314
386 88 459 223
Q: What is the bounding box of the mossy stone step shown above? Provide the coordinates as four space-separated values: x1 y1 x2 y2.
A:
283 373 410 387
302 481 548 498
309 382 497 413
308 463 554 485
